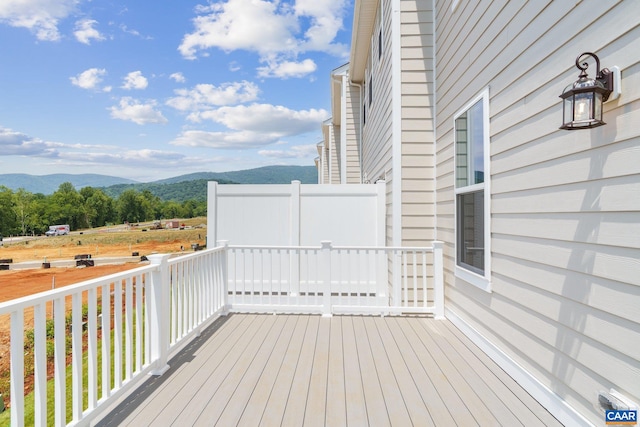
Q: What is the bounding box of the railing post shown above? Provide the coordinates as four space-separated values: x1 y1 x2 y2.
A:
321 241 332 317
148 254 172 375
393 250 401 307
432 241 445 319
290 181 301 296
217 240 230 313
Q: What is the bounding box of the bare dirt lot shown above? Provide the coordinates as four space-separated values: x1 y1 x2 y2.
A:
0 221 207 406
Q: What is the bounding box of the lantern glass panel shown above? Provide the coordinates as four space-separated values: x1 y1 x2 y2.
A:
563 96 574 124
574 92 593 122
594 91 603 121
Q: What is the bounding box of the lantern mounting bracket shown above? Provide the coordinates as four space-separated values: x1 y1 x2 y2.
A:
576 52 613 102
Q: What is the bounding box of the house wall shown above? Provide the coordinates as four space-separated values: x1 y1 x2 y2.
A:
358 0 436 248
434 1 640 424
361 1 392 184
360 0 394 245
400 0 436 246
330 123 342 184
345 82 362 184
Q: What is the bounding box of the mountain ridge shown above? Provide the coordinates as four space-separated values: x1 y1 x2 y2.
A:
0 165 318 195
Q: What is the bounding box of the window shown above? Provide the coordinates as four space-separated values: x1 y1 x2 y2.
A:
454 89 491 292
369 74 373 106
378 29 382 59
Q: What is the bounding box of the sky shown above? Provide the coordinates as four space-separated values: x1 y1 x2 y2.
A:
0 0 352 182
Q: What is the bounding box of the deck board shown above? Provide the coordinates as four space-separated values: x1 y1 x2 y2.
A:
362 317 412 426
236 315 298 426
392 317 478 426
281 315 319 427
404 317 501 425
213 315 291 426
352 317 391 427
325 316 347 427
97 314 563 427
258 315 309 426
439 320 564 426
341 316 369 426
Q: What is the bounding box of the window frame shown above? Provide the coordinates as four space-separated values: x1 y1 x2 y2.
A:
453 88 491 292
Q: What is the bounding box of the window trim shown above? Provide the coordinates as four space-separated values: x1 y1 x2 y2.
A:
453 88 491 292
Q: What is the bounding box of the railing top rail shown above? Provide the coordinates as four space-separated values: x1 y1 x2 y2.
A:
167 245 227 265
0 263 157 315
228 245 321 251
227 244 439 252
332 245 435 251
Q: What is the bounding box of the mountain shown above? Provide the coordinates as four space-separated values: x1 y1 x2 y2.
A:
100 166 318 202
154 165 318 185
100 179 235 202
0 166 318 200
0 173 138 194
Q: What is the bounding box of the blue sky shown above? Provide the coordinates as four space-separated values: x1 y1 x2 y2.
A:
0 0 352 182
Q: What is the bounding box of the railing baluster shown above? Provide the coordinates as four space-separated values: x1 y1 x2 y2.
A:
34 303 46 426
72 292 82 422
422 251 427 309
170 264 177 345
54 296 66 426
114 279 123 388
102 282 112 399
88 287 98 410
125 277 133 380
403 252 408 307
10 310 24 427
412 251 417 307
135 274 143 372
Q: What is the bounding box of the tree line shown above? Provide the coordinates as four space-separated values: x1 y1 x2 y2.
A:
0 182 207 236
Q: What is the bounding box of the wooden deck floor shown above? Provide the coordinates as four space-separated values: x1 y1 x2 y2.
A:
97 314 562 426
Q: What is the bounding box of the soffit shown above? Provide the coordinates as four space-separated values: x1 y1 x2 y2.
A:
350 0 378 82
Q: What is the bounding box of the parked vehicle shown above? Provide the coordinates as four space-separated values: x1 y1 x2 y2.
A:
45 224 70 236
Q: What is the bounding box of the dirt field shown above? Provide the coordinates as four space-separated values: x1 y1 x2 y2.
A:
0 222 207 406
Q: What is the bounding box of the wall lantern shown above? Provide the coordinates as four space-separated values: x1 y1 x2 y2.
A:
559 52 614 130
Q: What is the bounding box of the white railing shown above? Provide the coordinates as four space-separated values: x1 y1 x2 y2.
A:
0 246 227 427
0 241 442 426
226 241 444 317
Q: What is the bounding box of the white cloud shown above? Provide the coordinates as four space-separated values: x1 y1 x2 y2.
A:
179 0 297 60
294 0 348 54
259 144 318 159
70 68 107 90
121 71 148 90
109 97 168 125
191 103 328 136
170 104 327 150
178 0 348 77
170 72 186 83
257 58 317 79
0 0 79 41
166 81 259 111
170 130 280 149
74 18 104 44
0 126 113 158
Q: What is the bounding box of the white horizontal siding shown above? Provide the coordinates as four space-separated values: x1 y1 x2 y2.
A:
435 0 640 425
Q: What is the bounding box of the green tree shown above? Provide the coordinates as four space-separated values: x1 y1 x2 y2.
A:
12 188 34 235
0 186 18 236
49 182 85 230
117 189 153 223
161 201 185 219
80 187 115 227
140 189 162 219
